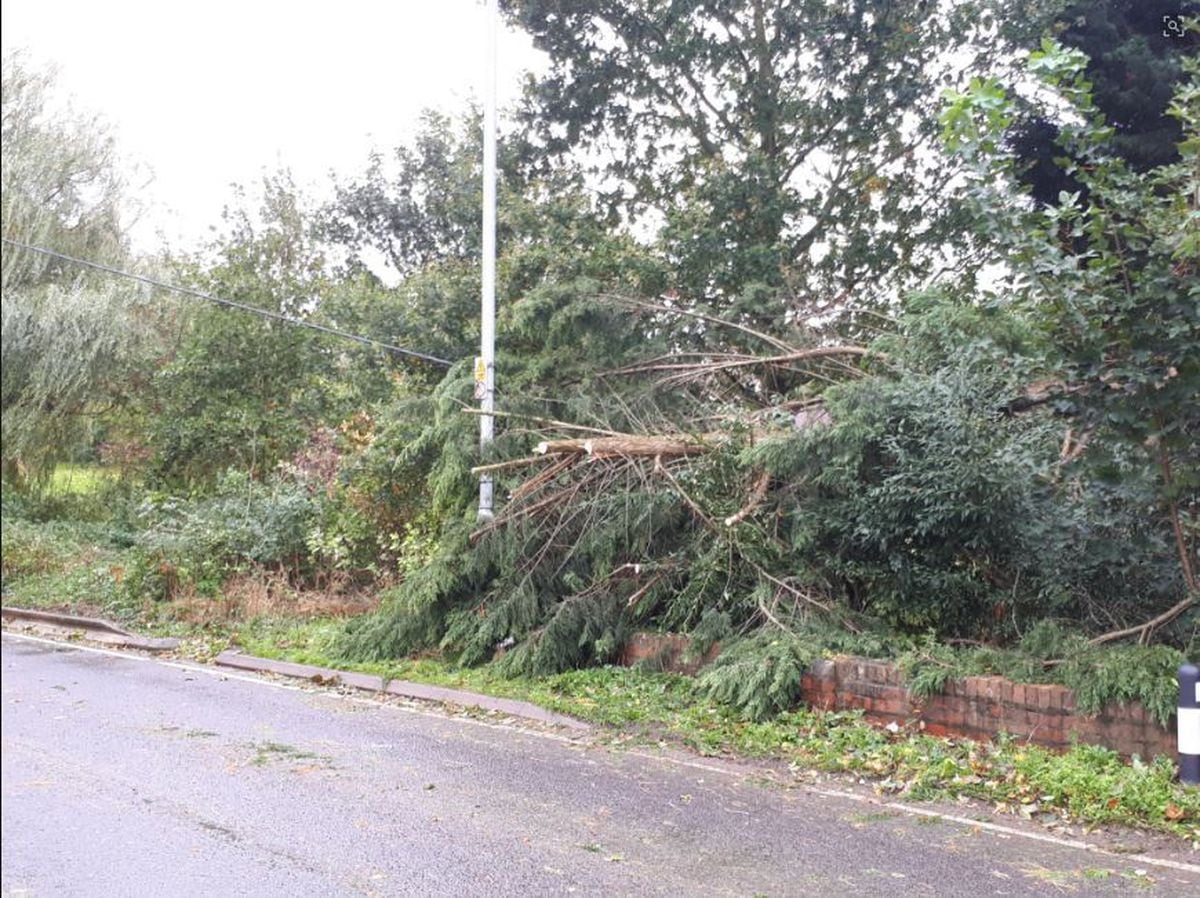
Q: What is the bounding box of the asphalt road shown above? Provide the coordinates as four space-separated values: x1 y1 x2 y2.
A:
2 633 1197 898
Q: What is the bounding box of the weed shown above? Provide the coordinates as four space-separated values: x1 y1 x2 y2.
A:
248 741 328 767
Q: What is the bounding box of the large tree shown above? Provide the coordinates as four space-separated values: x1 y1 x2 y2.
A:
145 173 338 485
1 53 155 485
502 0 1008 320
1008 0 1200 206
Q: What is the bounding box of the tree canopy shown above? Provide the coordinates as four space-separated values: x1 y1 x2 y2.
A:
1 53 156 484
502 0 1010 316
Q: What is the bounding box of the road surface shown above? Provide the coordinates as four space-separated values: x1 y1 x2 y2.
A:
3 633 1197 897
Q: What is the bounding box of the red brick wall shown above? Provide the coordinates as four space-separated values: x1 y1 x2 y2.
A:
807 656 1175 760
619 632 722 676
623 634 1176 760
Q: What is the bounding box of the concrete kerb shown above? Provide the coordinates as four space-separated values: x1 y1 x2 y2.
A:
0 606 589 731
1 606 182 652
213 650 591 732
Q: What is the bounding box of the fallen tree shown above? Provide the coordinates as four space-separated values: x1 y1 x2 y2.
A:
342 286 1191 683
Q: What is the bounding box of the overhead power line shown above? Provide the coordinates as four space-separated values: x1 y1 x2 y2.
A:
1 237 456 367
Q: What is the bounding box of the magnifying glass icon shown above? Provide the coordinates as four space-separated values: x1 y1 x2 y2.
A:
1163 16 1185 37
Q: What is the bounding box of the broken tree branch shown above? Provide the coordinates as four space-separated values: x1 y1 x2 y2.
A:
535 434 711 459
600 293 799 354
460 406 622 437
606 345 884 380
471 455 558 476
1088 593 1196 647
724 470 771 527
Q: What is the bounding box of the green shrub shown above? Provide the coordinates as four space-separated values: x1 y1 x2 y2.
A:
120 470 321 603
1 515 111 579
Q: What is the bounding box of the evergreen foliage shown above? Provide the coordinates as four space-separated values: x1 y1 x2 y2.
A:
1008 0 1200 206
697 630 820 721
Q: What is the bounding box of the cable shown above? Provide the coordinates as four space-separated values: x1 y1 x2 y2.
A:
1 237 456 367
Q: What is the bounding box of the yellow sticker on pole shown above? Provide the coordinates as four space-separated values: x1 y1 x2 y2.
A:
474 357 487 384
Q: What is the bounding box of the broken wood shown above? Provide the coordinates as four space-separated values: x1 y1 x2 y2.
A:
625 572 668 608
461 406 621 437
606 345 884 380
509 454 578 502
724 470 771 527
535 434 710 459
471 455 554 476
601 293 800 354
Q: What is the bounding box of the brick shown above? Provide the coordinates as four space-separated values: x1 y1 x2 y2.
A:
1067 719 1101 746
883 663 903 687
1033 685 1057 712
1043 713 1068 742
847 681 888 700
982 676 1006 701
1003 708 1033 736
1042 686 1062 713
876 698 906 718
923 695 956 723
809 658 837 680
995 679 1011 704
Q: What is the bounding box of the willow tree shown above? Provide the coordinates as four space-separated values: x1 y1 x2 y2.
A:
1 53 156 485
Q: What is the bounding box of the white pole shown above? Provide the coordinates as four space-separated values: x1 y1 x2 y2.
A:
477 0 498 522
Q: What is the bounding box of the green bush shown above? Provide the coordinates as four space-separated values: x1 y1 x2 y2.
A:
1 516 104 579
120 470 321 602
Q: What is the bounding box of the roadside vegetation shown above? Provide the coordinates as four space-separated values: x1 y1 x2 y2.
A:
3 4 1197 843
4 490 1199 842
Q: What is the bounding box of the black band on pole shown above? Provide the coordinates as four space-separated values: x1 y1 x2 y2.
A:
1179 662 1200 786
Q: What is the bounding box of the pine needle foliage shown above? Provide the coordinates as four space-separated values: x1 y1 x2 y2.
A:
338 276 689 668
901 621 1188 727
697 630 820 721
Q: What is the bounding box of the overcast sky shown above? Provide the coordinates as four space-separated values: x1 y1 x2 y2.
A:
2 1 545 253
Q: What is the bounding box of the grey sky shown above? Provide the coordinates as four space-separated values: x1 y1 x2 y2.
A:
1 0 544 253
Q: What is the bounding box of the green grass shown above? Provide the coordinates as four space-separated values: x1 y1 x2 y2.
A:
0 514 137 620
45 464 119 498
